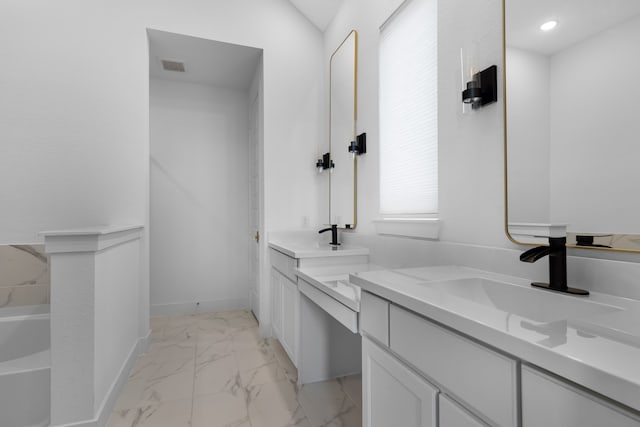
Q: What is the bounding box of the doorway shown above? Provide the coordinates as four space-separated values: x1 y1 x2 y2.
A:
148 29 263 316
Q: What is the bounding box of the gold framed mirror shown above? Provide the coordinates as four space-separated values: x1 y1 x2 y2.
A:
329 30 358 228
503 0 640 252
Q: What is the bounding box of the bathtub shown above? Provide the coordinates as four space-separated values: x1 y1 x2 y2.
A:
0 305 50 427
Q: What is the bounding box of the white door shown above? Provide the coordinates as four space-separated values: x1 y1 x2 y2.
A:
249 92 260 318
362 337 438 427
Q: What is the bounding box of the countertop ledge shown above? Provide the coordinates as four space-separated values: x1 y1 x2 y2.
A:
268 240 369 258
350 265 640 413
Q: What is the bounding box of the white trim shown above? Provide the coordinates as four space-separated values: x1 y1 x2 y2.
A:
150 297 250 316
373 218 440 239
49 332 151 427
42 225 144 254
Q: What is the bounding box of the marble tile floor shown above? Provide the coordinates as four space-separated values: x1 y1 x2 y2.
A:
106 310 362 427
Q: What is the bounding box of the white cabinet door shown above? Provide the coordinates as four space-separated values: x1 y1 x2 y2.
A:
281 275 298 364
522 365 640 427
362 337 438 427
270 268 282 339
440 394 487 427
389 305 518 427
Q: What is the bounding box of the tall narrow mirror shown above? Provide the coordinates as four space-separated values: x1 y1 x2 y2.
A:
329 30 357 228
504 0 640 252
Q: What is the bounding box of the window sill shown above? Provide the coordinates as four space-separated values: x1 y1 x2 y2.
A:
373 218 440 240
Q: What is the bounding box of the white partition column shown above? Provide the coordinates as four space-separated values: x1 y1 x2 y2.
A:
43 225 147 427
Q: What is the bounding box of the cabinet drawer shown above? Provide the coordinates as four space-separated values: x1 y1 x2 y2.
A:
522 365 640 427
360 292 390 346
389 305 518 427
270 248 297 282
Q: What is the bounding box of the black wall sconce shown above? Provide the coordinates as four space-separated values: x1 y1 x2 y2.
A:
348 132 367 158
316 152 335 173
462 65 497 109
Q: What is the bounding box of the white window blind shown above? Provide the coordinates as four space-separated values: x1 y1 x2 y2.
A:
379 0 438 215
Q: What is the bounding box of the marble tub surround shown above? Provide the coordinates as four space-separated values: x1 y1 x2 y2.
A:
0 244 49 308
351 265 640 413
107 310 362 427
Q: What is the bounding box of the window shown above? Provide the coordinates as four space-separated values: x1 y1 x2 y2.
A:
379 0 438 222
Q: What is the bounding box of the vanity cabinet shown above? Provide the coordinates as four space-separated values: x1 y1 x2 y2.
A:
270 270 299 364
361 291 508 427
270 249 300 365
389 305 518 426
522 365 640 427
360 290 640 427
362 336 438 427
269 245 369 369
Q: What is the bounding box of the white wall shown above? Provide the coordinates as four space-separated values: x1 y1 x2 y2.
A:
45 226 144 426
150 79 251 313
325 0 509 247
549 15 640 233
0 0 323 241
0 3 148 245
1 0 324 333
506 47 551 223
323 0 404 233
326 0 640 301
94 238 141 415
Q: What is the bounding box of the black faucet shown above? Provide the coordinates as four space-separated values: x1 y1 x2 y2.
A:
319 224 340 246
520 236 588 295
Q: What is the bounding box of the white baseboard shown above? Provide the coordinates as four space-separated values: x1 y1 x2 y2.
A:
150 298 249 316
49 331 151 427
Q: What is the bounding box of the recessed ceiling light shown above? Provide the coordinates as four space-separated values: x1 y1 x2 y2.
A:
540 20 558 32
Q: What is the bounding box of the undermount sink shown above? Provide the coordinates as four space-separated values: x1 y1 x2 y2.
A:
422 277 623 323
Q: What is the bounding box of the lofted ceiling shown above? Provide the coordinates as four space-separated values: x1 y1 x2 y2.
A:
287 0 344 31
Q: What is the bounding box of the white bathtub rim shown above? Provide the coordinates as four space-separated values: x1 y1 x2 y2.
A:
0 303 49 318
0 311 50 374
0 312 50 323
0 349 49 375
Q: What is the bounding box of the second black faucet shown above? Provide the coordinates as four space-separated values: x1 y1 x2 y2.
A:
520 236 588 295
318 224 340 246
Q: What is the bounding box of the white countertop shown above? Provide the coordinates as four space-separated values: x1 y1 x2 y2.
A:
268 240 369 259
295 263 383 311
350 265 640 412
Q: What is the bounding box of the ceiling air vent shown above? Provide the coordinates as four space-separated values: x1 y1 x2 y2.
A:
161 60 185 72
